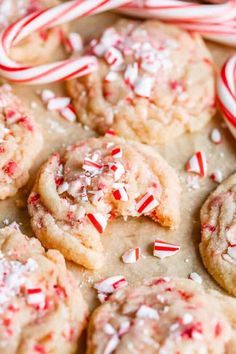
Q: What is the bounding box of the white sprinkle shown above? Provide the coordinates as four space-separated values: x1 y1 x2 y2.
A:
182 313 193 324
47 97 71 111
134 77 154 98
103 323 116 335
189 272 202 284
210 129 222 144
136 305 159 320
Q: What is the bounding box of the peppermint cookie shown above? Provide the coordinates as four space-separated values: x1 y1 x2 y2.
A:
0 0 62 65
87 277 236 354
200 172 236 296
0 85 43 199
0 224 88 353
66 19 215 144
28 136 180 269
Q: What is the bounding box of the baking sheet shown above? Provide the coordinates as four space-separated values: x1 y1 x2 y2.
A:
0 12 235 351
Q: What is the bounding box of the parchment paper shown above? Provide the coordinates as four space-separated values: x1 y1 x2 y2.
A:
1 12 235 352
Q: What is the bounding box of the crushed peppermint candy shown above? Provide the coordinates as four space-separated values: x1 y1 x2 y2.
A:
189 272 203 284
94 276 128 294
97 292 109 303
153 239 180 259
103 334 120 354
40 89 76 122
109 161 125 181
210 129 222 144
47 97 71 111
134 77 154 98
26 288 45 307
87 213 107 234
186 151 207 177
210 170 223 183
111 147 122 159
0 256 38 310
136 192 158 214
103 323 116 335
112 183 128 201
64 32 83 53
136 305 159 320
122 247 141 264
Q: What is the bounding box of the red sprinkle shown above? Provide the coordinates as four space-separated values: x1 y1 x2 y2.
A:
215 322 222 337
3 161 18 176
34 345 46 354
28 193 40 205
181 322 203 339
55 176 64 186
18 117 34 131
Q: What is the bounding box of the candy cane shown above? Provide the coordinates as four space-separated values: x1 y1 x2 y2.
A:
0 0 235 84
0 0 129 84
117 0 236 46
217 55 236 139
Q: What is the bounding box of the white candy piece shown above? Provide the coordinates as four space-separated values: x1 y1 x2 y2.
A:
94 276 127 294
103 323 116 335
124 62 138 87
41 89 55 103
47 97 71 111
134 77 154 98
136 305 159 320
182 313 193 325
210 128 222 144
189 272 203 284
122 247 141 264
66 32 83 53
105 47 124 68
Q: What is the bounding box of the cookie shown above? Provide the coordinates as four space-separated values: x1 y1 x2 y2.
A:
66 19 215 144
0 224 88 353
0 85 43 199
28 135 180 269
87 276 236 354
200 172 236 296
0 0 63 65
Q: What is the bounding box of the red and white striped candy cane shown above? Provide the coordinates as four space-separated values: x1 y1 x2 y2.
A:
117 0 236 46
0 0 129 84
217 55 236 139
